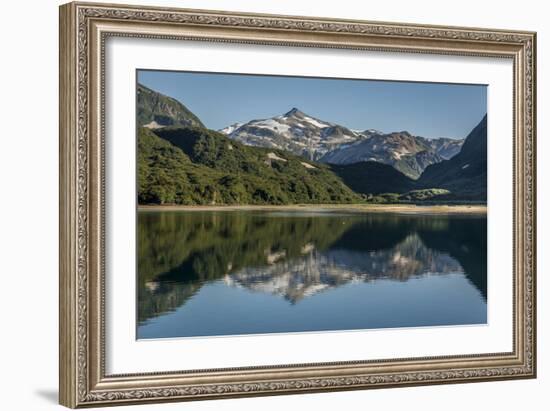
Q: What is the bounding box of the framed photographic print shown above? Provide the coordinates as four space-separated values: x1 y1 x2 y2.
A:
59 2 537 408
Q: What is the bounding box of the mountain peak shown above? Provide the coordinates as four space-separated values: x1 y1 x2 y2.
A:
137 83 205 129
284 107 305 117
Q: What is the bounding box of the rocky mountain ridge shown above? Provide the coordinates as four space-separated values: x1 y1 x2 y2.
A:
221 107 464 178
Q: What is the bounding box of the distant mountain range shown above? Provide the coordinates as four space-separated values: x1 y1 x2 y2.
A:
321 131 445 179
136 83 486 204
221 107 463 178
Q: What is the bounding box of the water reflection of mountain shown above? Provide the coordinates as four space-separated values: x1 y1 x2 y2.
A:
226 234 462 304
138 211 486 324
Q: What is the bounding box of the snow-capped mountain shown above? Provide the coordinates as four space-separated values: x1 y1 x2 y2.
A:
220 108 366 160
421 137 464 160
320 131 448 179
220 108 465 178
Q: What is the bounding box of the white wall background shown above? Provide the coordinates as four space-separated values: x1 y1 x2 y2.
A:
0 0 546 410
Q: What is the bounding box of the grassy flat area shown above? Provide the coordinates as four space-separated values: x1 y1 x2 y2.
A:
138 203 487 215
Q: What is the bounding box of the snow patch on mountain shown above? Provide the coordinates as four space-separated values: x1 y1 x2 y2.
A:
302 115 330 129
267 152 287 162
301 162 317 169
219 122 243 135
143 120 165 129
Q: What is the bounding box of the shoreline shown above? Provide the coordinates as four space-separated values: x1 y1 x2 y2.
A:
138 203 487 215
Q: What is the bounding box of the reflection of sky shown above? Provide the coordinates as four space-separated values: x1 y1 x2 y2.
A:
138 70 487 139
138 273 487 339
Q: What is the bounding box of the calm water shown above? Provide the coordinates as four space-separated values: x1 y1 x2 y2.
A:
137 209 487 339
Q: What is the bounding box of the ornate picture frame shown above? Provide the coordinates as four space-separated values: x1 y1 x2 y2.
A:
59 1 536 408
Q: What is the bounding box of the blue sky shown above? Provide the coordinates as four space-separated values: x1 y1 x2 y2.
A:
138 70 487 139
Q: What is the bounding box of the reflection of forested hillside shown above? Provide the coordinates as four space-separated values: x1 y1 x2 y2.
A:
138 211 351 282
138 280 202 327
138 211 486 324
417 217 487 298
138 211 352 323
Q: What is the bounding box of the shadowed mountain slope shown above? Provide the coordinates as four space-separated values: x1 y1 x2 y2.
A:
417 115 487 201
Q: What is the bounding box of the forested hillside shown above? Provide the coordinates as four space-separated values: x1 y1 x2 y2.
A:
138 127 361 205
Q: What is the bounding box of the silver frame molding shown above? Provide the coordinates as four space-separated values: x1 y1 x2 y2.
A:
59 2 536 408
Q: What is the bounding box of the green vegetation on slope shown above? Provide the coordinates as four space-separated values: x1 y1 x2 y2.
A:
137 83 205 128
398 188 451 202
138 126 361 205
361 189 450 204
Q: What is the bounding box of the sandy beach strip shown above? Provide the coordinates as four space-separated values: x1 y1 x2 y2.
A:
137 203 487 215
